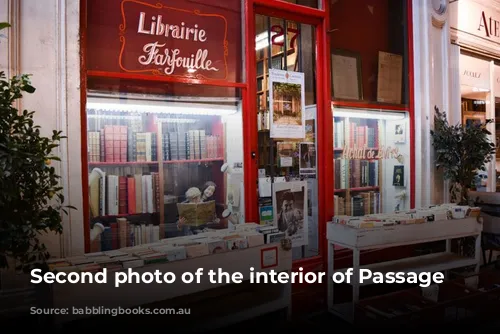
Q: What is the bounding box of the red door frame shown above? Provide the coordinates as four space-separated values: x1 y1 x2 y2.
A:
80 0 414 277
244 0 332 272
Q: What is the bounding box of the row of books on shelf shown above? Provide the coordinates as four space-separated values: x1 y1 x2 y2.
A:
88 126 222 163
162 130 222 161
89 170 161 217
88 126 157 163
334 159 379 189
48 223 283 272
334 192 382 217
94 219 161 252
334 120 379 149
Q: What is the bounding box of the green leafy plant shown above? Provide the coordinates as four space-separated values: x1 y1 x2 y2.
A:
430 106 495 205
0 22 10 43
0 71 74 272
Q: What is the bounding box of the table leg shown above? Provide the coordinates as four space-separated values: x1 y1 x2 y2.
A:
475 235 481 273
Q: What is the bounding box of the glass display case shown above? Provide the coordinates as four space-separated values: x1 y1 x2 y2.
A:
85 88 244 252
333 106 411 217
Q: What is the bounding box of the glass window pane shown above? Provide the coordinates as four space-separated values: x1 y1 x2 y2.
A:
86 82 244 251
255 14 319 260
333 106 411 217
330 0 409 106
459 52 492 192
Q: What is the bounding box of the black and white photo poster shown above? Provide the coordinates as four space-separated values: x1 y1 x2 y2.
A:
269 69 306 139
273 181 308 247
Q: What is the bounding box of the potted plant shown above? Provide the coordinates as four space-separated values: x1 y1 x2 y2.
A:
0 70 74 275
430 106 495 205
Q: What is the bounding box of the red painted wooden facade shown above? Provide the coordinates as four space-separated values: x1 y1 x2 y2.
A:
79 0 416 310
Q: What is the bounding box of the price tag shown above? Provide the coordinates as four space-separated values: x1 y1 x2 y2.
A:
261 246 278 269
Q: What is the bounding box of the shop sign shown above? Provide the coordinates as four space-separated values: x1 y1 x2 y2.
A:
270 25 299 50
495 65 500 97
341 146 400 160
449 0 500 55
118 0 229 80
459 54 490 90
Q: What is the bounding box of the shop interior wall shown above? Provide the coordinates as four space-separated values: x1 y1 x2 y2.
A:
0 0 84 258
330 0 407 103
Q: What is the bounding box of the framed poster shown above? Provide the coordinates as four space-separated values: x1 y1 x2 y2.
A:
462 111 485 128
269 69 306 139
394 123 406 144
377 51 403 104
331 49 362 100
272 181 308 247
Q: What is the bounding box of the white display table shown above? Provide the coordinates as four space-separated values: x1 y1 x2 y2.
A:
51 243 292 330
327 217 482 322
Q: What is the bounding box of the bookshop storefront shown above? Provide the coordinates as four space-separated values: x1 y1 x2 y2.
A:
80 0 415 277
449 0 500 192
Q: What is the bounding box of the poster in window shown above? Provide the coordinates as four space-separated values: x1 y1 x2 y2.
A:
377 51 403 104
394 123 406 144
277 142 296 167
269 69 306 139
393 165 405 187
272 181 308 247
299 142 316 176
331 49 362 100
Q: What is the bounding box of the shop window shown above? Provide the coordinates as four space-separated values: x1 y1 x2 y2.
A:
85 0 244 251
330 0 411 227
333 107 411 217
330 0 409 107
86 83 244 251
255 14 319 260
459 52 492 192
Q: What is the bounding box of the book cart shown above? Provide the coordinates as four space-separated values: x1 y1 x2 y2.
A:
50 242 292 332
326 216 490 327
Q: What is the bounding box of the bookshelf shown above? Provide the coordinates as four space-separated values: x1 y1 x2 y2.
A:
333 116 383 216
333 105 410 217
86 97 231 252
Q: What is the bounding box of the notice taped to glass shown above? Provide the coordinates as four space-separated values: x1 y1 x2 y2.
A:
269 69 306 139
